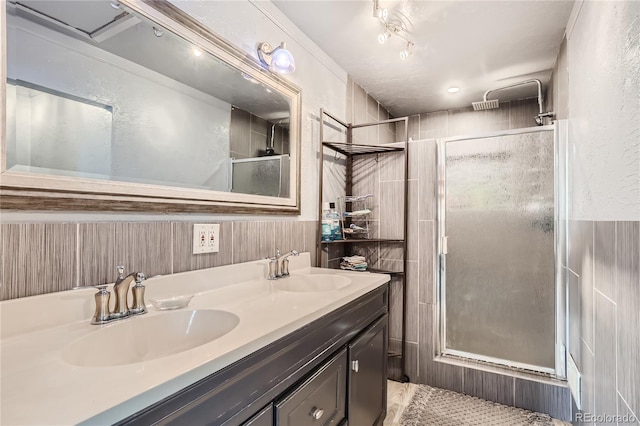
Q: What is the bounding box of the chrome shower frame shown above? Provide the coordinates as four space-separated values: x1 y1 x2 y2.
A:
435 123 567 379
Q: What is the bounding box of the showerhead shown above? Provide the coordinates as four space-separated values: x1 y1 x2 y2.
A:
472 99 500 111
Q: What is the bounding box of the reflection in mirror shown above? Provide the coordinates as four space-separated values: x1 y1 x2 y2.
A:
5 0 292 197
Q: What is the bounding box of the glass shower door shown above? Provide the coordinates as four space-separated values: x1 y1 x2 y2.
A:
440 128 556 370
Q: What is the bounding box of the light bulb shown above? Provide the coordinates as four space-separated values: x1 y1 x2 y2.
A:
193 48 202 57
377 7 388 21
448 87 460 93
377 31 390 44
399 50 409 60
153 26 163 37
110 1 120 9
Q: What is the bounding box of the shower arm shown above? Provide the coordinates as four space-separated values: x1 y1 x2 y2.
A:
483 79 544 115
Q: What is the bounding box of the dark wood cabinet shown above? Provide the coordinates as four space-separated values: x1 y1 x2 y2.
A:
275 349 347 426
348 316 388 426
117 285 388 426
243 405 273 426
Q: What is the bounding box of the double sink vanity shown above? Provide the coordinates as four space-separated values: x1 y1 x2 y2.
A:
0 253 390 425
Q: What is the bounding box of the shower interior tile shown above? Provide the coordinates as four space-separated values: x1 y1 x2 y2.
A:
230 107 251 157
509 98 540 129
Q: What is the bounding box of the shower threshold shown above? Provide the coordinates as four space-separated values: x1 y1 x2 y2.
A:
440 349 557 378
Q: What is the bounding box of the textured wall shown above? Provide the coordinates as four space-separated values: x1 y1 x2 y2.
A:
560 1 640 424
567 1 640 221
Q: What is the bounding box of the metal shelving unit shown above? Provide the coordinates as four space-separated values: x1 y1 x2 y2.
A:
317 108 410 382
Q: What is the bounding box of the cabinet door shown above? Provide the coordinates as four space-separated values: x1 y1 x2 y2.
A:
348 314 388 426
275 349 347 426
243 404 273 426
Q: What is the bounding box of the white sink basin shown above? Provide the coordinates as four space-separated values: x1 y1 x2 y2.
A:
63 309 239 367
275 274 352 292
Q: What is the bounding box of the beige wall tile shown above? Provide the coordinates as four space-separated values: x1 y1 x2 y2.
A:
114 222 172 278
274 221 305 255
78 223 115 287
233 221 275 263
379 181 405 240
172 222 233 274
2 223 76 299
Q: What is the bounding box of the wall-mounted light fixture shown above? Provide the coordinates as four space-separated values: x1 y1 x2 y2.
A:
372 0 414 60
257 42 296 74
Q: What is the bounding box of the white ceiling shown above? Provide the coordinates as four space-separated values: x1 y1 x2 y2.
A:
273 0 574 116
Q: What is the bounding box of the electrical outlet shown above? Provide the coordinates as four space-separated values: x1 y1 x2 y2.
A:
193 224 220 254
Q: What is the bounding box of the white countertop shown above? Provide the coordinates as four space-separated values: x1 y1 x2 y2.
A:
0 253 390 425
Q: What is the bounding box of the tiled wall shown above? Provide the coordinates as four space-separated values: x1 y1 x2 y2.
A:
567 222 639 425
341 84 572 420
392 100 570 423
230 106 289 159
0 220 316 300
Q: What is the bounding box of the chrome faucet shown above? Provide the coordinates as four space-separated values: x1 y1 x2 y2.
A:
82 266 147 324
267 249 299 280
112 266 147 318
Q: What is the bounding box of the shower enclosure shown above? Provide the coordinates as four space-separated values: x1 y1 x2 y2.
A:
437 125 562 375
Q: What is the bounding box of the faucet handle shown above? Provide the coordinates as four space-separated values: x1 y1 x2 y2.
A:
116 265 125 279
135 272 146 284
275 248 281 258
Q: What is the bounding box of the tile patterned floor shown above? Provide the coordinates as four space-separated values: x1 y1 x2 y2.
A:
385 381 571 426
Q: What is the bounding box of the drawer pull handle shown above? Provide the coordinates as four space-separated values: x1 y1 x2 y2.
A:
311 407 324 420
352 360 359 372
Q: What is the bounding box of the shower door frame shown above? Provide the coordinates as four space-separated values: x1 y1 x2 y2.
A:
435 124 566 378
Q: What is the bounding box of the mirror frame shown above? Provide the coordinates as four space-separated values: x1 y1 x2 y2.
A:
0 0 302 214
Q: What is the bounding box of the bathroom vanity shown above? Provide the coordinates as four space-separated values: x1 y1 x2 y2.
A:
0 253 389 425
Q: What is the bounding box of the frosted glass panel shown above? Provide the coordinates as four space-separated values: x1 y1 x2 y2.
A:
444 130 555 368
231 155 290 198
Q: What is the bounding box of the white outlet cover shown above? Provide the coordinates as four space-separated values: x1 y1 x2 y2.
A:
193 224 220 254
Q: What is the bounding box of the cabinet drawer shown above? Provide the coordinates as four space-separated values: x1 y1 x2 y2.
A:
275 349 347 426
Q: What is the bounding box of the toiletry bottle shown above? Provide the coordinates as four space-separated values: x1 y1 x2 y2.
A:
329 202 342 240
321 202 333 241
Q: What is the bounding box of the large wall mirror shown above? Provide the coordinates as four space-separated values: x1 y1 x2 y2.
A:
0 0 301 213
